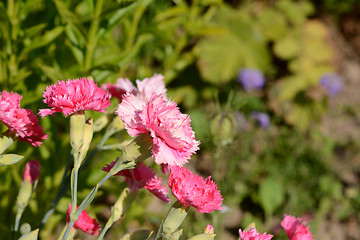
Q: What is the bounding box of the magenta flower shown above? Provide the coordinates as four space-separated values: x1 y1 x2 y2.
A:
0 91 47 147
281 215 313 240
102 160 170 202
23 160 41 183
168 166 223 213
39 78 111 117
116 93 199 166
102 74 167 103
238 228 273 240
67 204 101 236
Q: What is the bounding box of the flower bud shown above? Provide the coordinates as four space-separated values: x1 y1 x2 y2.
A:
202 224 214 234
23 160 41 183
162 201 188 235
78 118 94 163
210 112 236 145
69 112 85 153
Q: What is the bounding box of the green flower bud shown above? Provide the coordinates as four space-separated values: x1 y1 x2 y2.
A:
69 112 85 154
18 228 39 240
162 201 188 235
78 118 94 163
210 112 236 145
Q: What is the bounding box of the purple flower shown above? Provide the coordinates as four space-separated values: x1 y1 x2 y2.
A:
238 69 265 91
250 111 270 129
320 73 343 97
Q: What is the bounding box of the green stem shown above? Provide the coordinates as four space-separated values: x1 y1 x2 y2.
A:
96 221 112 240
70 167 79 213
12 209 24 240
84 0 103 72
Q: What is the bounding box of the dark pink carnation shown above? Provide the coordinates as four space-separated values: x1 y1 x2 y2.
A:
102 74 166 103
102 160 170 202
116 93 199 166
281 215 313 240
23 160 41 183
0 91 47 147
238 228 273 240
168 166 223 213
39 78 111 117
67 204 101 236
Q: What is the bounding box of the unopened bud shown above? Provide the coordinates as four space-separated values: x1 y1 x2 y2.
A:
210 112 236 145
162 201 188 235
202 224 214 234
23 160 41 183
78 118 94 163
70 112 85 153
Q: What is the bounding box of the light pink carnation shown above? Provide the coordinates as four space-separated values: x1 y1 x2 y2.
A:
102 160 170 202
168 166 223 213
39 78 111 117
0 91 47 147
238 228 273 240
102 74 166 103
116 93 199 166
23 160 41 183
281 215 313 240
67 204 101 236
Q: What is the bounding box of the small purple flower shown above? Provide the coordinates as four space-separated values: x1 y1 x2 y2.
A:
238 69 265 91
320 73 343 97
250 111 270 129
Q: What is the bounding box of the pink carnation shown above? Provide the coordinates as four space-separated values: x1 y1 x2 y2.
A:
168 166 223 213
238 228 273 240
23 160 41 183
39 78 111 117
0 91 47 147
102 160 170 202
116 93 199 166
102 74 166 103
281 215 313 240
67 204 101 236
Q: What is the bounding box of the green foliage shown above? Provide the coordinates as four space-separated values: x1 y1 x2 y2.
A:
258 178 285 219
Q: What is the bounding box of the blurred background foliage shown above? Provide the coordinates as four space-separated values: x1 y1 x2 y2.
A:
1 0 360 239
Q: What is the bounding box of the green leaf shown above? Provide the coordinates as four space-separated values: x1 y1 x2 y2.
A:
259 177 284 217
273 33 300 60
0 154 24 166
19 26 64 60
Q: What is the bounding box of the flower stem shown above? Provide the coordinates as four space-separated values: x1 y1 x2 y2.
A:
96 221 112 240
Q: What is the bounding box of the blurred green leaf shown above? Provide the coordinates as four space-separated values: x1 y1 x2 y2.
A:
259 177 284 217
19 26 64 60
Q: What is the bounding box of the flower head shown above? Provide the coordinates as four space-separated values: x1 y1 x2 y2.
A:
281 215 313 240
320 73 343 97
238 228 273 240
67 204 101 236
23 160 41 183
116 93 199 166
102 160 170 202
250 111 270 129
39 78 111 117
238 69 265 91
168 166 223 213
0 91 47 147
102 74 166 103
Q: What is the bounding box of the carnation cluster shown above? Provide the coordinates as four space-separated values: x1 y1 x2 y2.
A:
0 91 47 146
